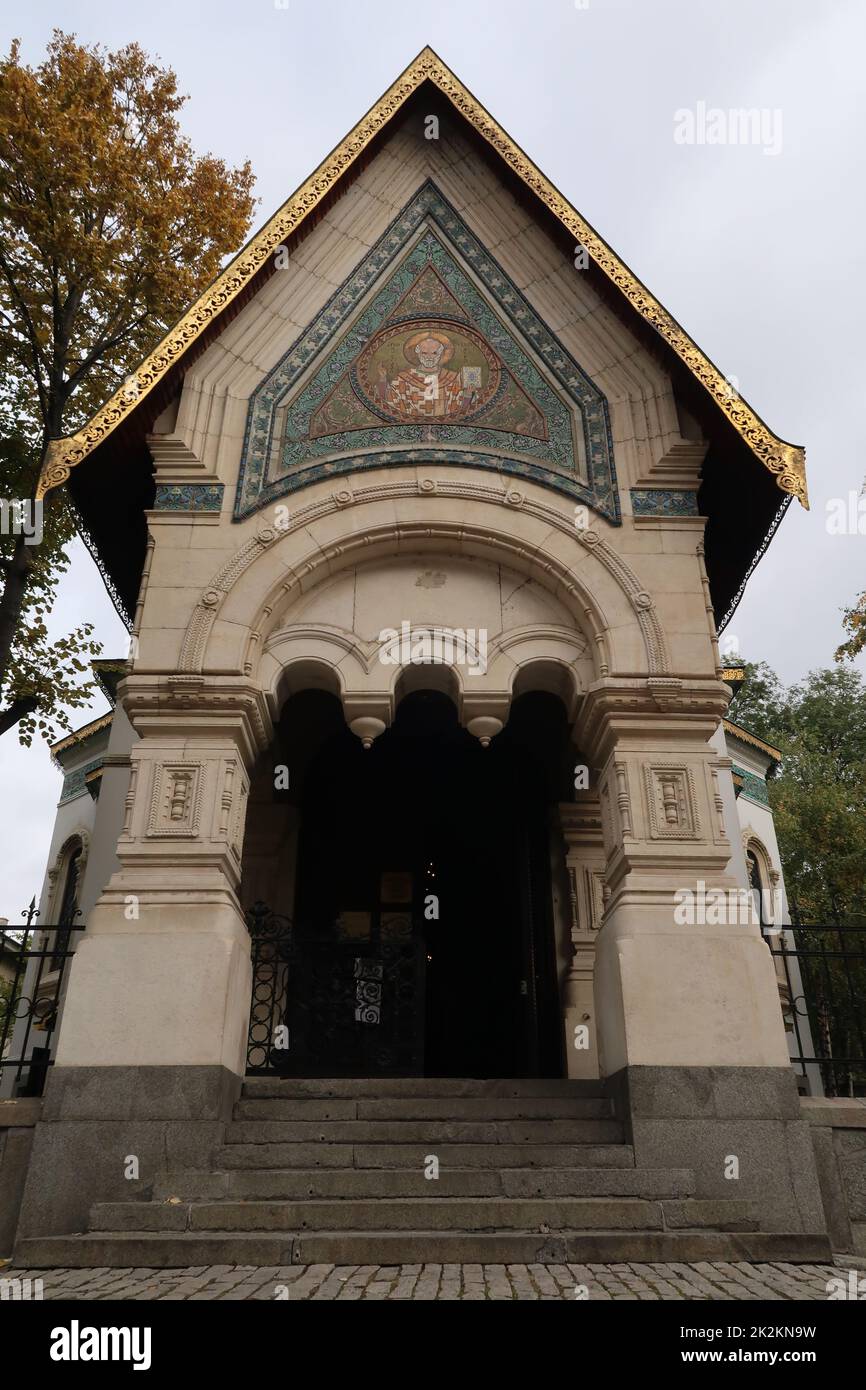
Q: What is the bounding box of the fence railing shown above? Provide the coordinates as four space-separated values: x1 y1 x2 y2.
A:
0 904 83 1098
764 913 866 1098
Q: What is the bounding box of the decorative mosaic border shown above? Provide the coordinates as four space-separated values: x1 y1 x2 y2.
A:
60 757 106 805
630 489 700 518
235 182 618 522
154 484 225 512
731 764 771 808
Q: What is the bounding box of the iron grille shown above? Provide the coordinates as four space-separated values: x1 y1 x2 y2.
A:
764 912 866 1097
0 903 83 1097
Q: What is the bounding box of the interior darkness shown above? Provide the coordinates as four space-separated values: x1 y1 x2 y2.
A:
283 687 568 1078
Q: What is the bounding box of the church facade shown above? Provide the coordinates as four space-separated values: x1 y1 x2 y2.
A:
10 50 832 1264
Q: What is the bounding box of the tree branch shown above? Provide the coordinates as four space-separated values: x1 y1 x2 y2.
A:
0 695 38 739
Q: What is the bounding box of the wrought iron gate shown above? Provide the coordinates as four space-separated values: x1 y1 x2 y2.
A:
245 902 425 1076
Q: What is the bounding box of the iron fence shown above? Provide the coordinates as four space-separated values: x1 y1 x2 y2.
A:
245 902 866 1092
764 912 866 1098
0 902 83 1097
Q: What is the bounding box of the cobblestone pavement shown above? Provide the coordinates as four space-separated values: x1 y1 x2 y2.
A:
3 1262 851 1300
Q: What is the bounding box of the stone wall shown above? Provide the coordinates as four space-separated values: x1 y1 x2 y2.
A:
0 1098 40 1256
805 1098 866 1255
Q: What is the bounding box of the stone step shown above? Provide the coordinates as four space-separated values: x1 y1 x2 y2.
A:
153 1165 696 1202
217 1142 634 1170
15 1229 833 1269
224 1119 623 1145
233 1096 614 1122
241 1077 607 1100
89 1197 759 1235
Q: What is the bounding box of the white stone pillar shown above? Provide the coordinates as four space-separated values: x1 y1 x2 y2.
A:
53 675 270 1079
576 677 792 1077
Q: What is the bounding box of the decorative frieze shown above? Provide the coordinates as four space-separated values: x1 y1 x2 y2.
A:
732 763 771 807
153 483 224 512
59 757 106 805
630 489 700 517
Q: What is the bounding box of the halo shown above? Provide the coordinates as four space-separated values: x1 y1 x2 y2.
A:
403 329 454 367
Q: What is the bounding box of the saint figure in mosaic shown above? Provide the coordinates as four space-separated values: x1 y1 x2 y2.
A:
384 330 464 419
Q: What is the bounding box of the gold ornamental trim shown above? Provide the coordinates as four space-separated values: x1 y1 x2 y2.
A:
38 47 808 508
723 717 782 764
49 711 114 756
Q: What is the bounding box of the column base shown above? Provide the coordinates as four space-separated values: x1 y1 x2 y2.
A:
607 1064 828 1235
14 1065 240 1242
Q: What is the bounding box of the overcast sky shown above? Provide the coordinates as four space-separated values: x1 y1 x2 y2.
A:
1 0 864 921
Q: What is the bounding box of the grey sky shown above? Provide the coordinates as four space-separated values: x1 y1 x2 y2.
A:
1 0 864 920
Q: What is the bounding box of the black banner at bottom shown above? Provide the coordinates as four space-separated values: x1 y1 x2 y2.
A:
1 1289 861 1376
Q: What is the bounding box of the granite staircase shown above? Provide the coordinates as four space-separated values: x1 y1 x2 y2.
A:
16 1077 831 1266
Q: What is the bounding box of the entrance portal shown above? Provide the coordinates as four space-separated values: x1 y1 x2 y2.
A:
279 688 565 1078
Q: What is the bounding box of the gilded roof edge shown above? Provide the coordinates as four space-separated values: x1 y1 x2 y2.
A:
49 711 114 767
723 717 782 764
37 47 808 508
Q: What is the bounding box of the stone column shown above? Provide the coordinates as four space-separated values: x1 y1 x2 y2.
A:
577 676 791 1075
558 799 606 1079
53 675 267 1077
16 676 270 1243
574 677 827 1237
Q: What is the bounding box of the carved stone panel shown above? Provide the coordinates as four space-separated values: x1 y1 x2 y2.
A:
642 763 700 840
148 761 204 838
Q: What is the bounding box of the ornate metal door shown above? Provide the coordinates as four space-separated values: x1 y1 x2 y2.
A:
246 903 426 1076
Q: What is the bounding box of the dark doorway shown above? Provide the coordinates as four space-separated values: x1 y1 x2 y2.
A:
283 688 564 1078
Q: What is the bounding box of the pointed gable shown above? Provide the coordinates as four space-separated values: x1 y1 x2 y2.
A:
41 48 806 629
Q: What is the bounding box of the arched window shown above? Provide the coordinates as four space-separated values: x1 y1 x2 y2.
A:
51 842 82 969
747 849 768 928
57 847 81 925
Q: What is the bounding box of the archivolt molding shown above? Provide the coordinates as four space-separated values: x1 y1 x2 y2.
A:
262 623 372 701
743 830 780 888
177 478 671 679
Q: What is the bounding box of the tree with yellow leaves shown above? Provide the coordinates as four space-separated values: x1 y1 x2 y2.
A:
0 31 256 741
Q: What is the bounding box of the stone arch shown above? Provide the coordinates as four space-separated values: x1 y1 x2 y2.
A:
489 627 587 721
743 831 778 882
263 626 369 712
178 478 671 681
45 829 90 926
393 660 462 709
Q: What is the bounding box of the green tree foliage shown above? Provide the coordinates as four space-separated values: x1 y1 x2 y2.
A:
729 662 866 922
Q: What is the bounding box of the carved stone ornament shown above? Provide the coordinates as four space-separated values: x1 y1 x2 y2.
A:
148 762 204 838
643 763 700 840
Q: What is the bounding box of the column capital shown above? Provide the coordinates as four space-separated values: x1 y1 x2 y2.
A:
575 676 731 763
119 674 273 764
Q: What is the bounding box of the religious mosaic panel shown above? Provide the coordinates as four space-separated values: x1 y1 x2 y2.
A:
235 182 618 521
